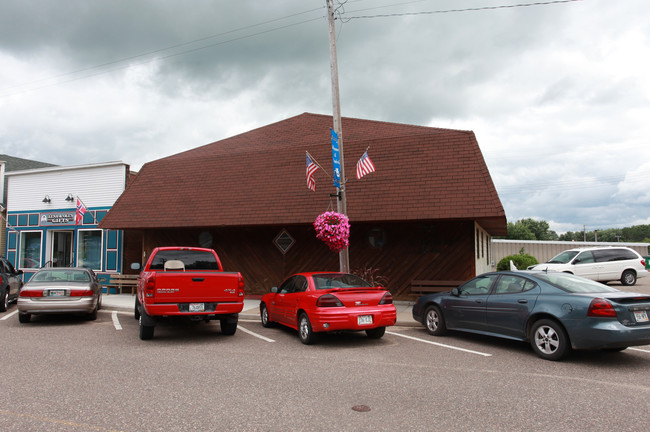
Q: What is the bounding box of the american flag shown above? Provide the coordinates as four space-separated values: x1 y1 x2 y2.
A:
306 153 319 191
75 198 87 225
356 150 376 180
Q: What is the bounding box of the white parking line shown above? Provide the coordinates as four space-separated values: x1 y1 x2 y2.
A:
238 325 275 342
629 347 650 354
386 331 492 357
111 311 123 330
1 310 18 321
99 309 131 315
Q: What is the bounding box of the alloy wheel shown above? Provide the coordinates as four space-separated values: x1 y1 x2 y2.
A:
534 325 560 355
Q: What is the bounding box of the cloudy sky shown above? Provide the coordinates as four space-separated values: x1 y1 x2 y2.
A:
1 0 649 234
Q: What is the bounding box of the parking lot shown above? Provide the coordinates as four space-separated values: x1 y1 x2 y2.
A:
1 278 649 431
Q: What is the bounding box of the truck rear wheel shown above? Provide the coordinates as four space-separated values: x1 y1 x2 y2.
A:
134 298 141 320
139 316 154 340
220 315 238 335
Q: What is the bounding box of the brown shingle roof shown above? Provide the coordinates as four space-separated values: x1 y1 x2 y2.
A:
99 113 506 235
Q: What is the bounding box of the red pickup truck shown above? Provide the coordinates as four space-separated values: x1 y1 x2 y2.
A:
134 247 245 340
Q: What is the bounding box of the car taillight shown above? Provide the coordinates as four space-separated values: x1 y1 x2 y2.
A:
379 292 393 305
316 294 343 307
145 275 156 298
70 289 94 297
20 290 43 297
642 259 646 267
587 298 617 318
238 275 245 297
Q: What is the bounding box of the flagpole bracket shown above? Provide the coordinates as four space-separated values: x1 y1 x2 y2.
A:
330 192 342 201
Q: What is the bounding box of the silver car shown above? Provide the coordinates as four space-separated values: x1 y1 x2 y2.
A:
17 268 102 323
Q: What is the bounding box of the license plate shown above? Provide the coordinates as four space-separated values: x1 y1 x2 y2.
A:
358 315 373 325
189 303 205 312
634 311 649 322
49 290 65 297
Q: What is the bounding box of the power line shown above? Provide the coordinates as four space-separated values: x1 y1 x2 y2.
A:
496 172 650 196
1 1 585 98
341 0 584 20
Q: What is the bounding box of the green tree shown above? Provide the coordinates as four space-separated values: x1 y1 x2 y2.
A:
507 218 558 241
507 221 535 240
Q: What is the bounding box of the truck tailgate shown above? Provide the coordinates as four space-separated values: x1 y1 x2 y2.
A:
151 271 241 303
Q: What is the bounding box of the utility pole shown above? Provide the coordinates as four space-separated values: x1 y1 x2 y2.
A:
326 0 350 272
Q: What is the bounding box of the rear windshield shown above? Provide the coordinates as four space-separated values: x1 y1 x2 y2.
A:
534 272 620 293
149 249 220 271
32 270 90 283
312 273 372 290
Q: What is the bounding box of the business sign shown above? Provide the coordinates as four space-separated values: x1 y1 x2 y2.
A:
40 212 75 226
331 128 341 188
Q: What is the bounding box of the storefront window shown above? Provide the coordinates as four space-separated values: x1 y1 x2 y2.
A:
78 230 103 270
20 231 42 269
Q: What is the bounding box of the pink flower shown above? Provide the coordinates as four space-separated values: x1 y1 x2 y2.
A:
313 211 350 253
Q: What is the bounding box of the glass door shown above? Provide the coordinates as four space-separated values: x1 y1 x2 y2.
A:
52 231 74 267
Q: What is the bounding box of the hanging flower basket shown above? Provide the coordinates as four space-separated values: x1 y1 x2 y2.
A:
313 211 350 253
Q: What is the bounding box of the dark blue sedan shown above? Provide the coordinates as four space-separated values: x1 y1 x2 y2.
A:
412 271 650 360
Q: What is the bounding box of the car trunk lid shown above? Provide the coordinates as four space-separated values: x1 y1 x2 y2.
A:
324 288 388 307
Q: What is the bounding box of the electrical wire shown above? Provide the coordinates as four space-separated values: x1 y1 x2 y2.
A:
1 0 584 97
495 172 650 196
341 0 584 20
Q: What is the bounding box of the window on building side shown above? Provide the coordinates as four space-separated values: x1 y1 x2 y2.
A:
78 230 103 270
20 231 42 269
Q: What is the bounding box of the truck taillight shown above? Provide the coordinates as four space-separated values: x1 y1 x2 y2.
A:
238 275 245 297
379 292 393 305
145 275 156 298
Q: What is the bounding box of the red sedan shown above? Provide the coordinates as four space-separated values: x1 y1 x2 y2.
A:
260 272 397 344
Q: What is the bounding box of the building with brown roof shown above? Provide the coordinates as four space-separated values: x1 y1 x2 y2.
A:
99 113 506 298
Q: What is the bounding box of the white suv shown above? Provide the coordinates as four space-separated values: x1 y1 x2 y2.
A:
528 246 648 286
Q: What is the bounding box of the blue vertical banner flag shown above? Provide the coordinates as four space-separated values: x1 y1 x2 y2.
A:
331 128 341 188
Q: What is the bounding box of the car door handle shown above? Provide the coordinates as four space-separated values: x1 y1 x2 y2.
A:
192 277 204 282
518 299 528 304
475 299 483 304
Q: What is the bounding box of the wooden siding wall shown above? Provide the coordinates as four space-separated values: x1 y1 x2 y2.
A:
125 220 476 300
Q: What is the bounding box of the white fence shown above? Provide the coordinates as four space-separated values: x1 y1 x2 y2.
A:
492 239 650 267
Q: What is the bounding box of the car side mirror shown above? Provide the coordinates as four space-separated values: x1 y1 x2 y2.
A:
271 286 278 293
572 259 580 265
131 263 141 271
16 269 23 275
451 287 460 296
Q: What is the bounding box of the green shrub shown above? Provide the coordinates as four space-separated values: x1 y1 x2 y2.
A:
497 253 538 271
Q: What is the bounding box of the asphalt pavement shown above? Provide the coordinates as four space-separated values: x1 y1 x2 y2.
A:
101 293 420 326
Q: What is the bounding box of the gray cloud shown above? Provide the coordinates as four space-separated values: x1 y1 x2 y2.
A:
1 0 649 233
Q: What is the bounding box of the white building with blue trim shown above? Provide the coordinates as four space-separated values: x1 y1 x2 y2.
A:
4 161 130 284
